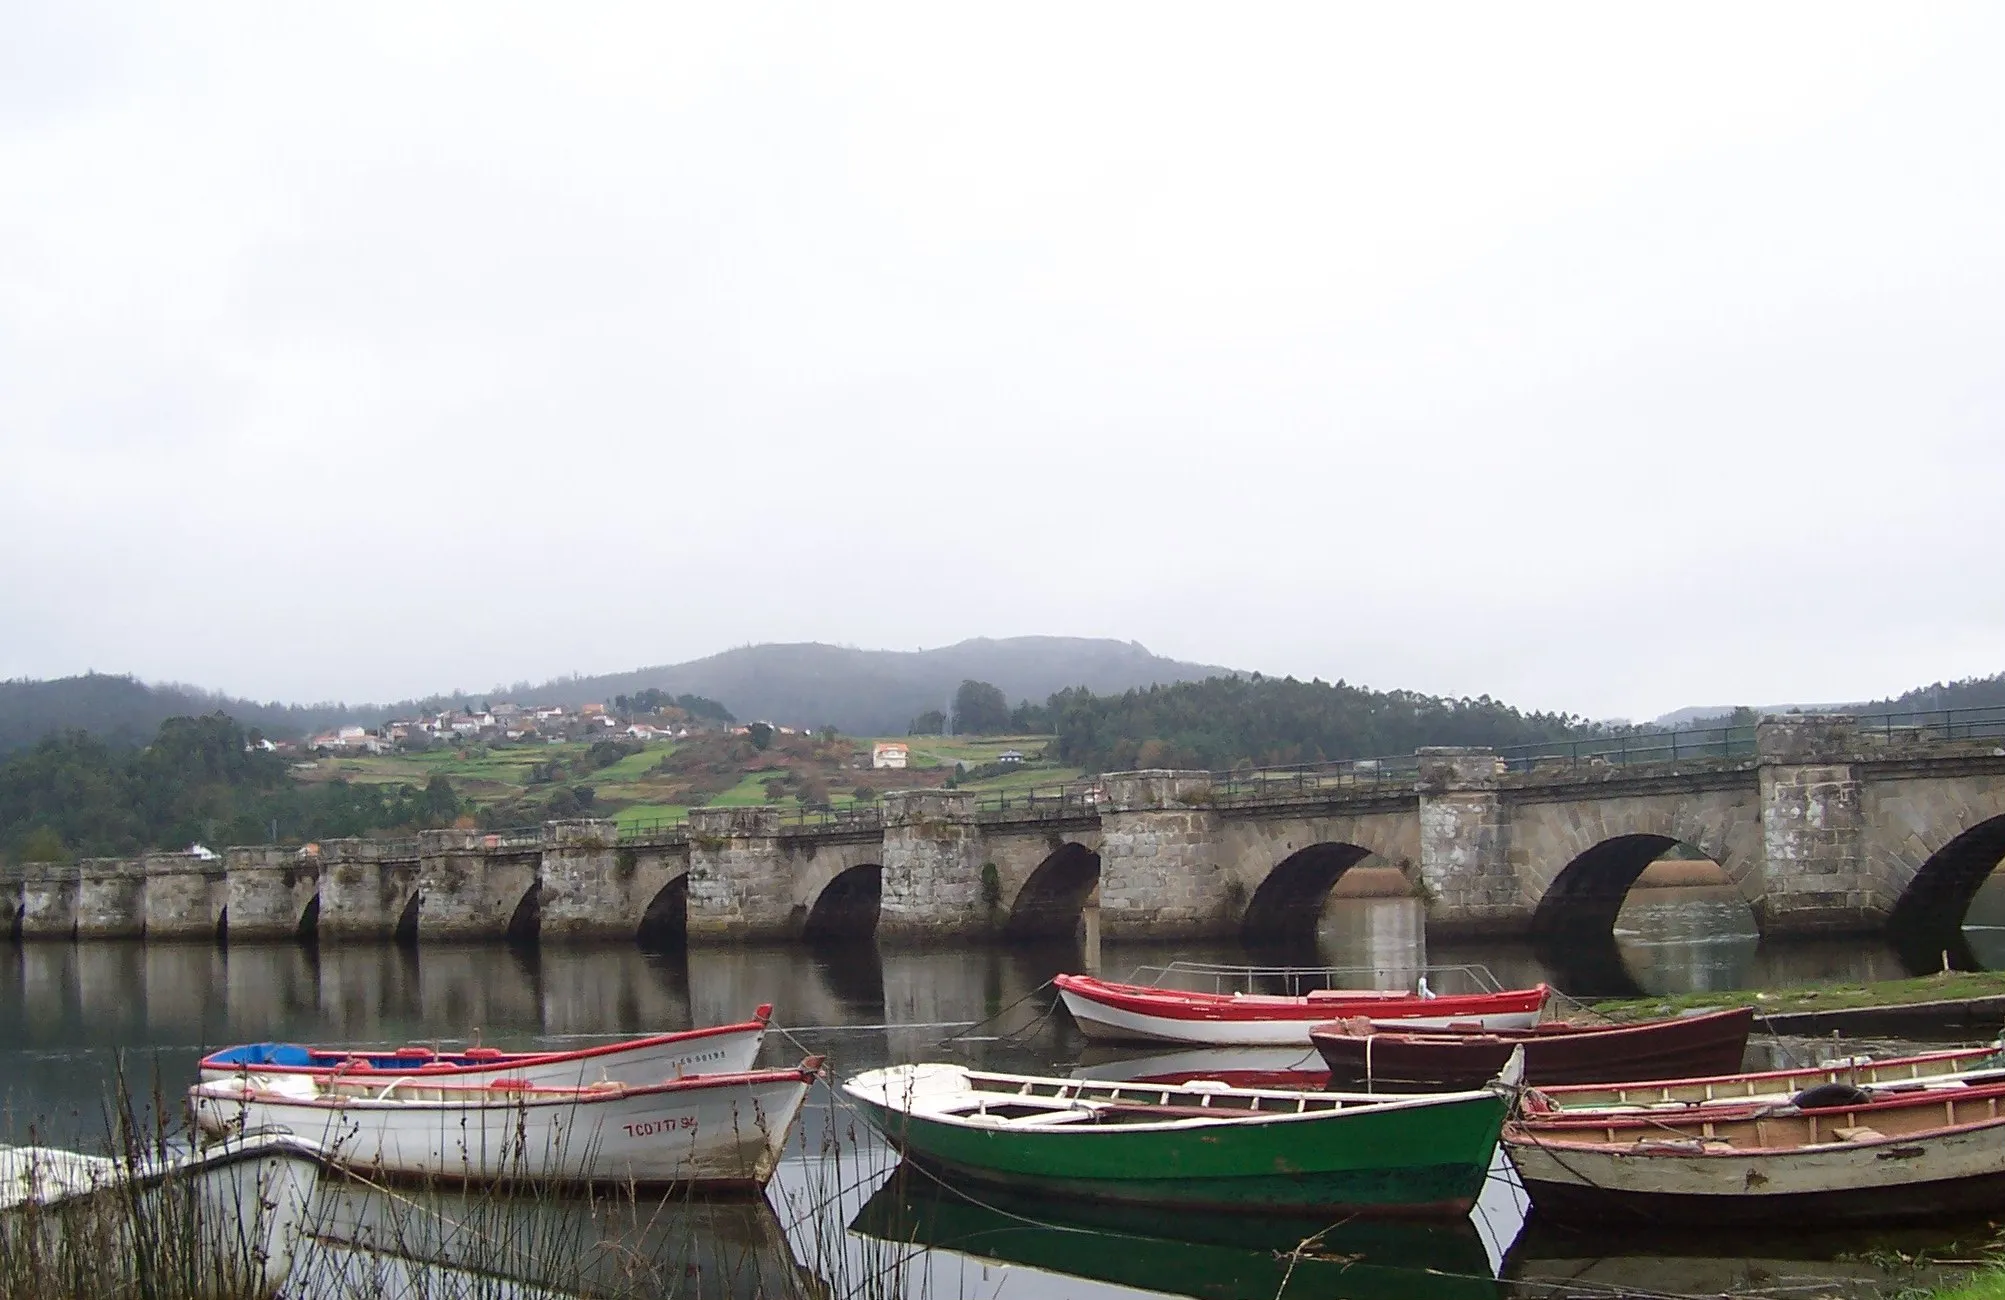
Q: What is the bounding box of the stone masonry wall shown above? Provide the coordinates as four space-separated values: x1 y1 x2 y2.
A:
879 791 987 939
686 808 795 940
143 851 227 940
222 846 319 941
1095 771 1233 940
1416 748 1522 935
75 857 146 939
1757 715 1876 934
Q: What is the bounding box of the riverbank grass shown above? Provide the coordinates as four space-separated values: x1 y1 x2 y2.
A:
1592 969 2005 1019
1936 1270 2005 1299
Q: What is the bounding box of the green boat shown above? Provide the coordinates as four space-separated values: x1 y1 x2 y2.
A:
851 1167 1504 1300
840 1063 1507 1217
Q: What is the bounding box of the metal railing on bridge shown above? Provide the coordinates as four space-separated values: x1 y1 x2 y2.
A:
1852 704 2005 743
973 784 1104 816
773 805 884 834
618 815 689 841
1198 755 1423 806
1494 725 1758 774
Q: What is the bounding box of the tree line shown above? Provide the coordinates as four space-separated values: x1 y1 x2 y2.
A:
0 713 461 864
1045 675 1608 773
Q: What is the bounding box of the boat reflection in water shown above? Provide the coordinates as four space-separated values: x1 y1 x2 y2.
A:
300 1178 814 1299
849 1152 1528 1300
1507 1224 1975 1300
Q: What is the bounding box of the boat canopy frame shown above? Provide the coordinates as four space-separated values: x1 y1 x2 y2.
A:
1127 960 1507 998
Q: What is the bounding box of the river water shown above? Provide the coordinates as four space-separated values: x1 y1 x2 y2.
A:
4 886 2002 1299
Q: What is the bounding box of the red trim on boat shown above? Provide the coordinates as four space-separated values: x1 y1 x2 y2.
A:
1054 974 1549 1024
198 1013 771 1078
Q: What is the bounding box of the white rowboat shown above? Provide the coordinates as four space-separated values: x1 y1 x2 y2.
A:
1 1134 328 1296
1508 1079 2005 1226
198 1008 771 1088
190 1060 820 1190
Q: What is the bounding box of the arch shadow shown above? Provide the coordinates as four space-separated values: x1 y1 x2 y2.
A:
804 864 884 942
1888 816 2005 970
9 904 21 943
505 882 542 946
297 894 321 945
1530 834 1679 945
393 893 421 947
216 906 228 946
636 877 688 951
1241 843 1381 946
1005 844 1101 941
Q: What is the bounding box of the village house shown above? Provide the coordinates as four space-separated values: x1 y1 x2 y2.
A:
872 741 909 770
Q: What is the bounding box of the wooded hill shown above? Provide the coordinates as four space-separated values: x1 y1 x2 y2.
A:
1047 675 1602 772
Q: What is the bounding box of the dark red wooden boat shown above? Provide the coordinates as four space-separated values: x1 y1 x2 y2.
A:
1308 1006 1754 1090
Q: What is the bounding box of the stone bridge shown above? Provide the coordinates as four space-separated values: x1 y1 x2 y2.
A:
7 716 2005 953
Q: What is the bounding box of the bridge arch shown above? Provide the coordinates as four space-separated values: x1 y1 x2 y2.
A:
1515 794 1761 938
1005 843 1101 939
505 881 542 945
636 877 687 950
1888 815 2005 950
803 864 883 941
1241 842 1411 945
297 894 321 943
393 892 421 946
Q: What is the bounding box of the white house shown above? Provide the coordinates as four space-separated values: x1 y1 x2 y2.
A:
872 742 909 770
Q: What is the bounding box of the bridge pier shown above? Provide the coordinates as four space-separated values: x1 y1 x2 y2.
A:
1417 748 1528 937
16 863 77 939
1097 771 1235 940
686 808 795 941
1757 714 1879 935
413 829 539 940
316 839 417 941
223 846 317 941
537 819 635 940
879 790 987 939
142 851 227 940
75 857 145 939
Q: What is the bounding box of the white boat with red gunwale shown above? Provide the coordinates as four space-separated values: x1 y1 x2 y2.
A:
1055 973 1550 1047
1524 1040 2005 1114
1508 1076 2005 1226
189 1058 820 1191
197 1007 771 1088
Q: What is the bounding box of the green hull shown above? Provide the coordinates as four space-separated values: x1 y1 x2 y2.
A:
850 1088 1505 1216
853 1171 1503 1300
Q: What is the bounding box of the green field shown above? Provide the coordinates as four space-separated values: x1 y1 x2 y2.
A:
297 731 1079 828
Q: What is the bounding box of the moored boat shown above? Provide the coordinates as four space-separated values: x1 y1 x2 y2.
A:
1 1134 328 1297
1506 1078 2005 1226
199 1006 771 1087
1055 973 1549 1046
190 1059 820 1190
842 1062 1509 1217
1524 1041 2005 1113
1310 1007 1754 1091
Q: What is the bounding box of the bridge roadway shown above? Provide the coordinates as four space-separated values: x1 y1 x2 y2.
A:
7 714 2005 954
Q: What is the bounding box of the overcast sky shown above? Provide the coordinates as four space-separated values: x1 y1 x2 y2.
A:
4 4 2002 721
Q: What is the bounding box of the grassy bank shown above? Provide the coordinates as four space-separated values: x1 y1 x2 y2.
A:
1938 1271 2005 1299
1593 969 2005 1019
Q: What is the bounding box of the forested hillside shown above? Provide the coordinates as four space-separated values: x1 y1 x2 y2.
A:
1854 673 2005 714
0 714 460 862
1049 675 1602 772
0 675 363 755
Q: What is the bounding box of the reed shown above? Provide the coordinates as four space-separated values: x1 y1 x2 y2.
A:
1 1067 903 1300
